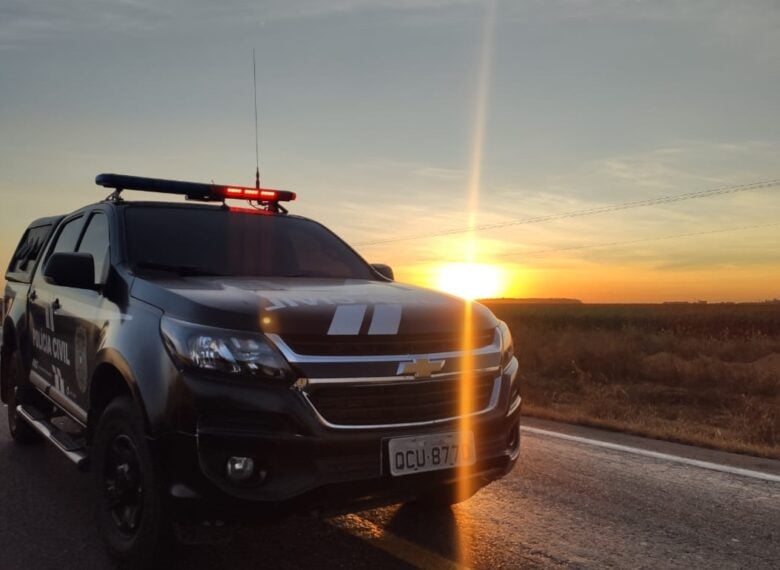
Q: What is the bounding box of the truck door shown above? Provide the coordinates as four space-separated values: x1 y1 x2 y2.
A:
28 215 86 411
69 211 113 408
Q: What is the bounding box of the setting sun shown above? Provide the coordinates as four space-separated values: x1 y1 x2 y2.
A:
435 262 504 300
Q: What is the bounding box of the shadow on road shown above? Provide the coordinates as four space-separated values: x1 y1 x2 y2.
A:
386 503 463 562
0 415 420 570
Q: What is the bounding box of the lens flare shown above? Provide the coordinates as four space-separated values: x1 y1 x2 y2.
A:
456 1 497 567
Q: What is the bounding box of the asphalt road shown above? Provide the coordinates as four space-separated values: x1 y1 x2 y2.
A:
1 409 778 570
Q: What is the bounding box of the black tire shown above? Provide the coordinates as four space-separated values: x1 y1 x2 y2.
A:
6 350 42 444
92 396 170 569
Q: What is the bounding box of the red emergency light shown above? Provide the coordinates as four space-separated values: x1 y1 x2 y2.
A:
222 187 295 202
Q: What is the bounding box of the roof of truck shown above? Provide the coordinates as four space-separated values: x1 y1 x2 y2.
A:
27 215 64 229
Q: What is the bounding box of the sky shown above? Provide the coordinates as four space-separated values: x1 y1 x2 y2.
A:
1 0 778 302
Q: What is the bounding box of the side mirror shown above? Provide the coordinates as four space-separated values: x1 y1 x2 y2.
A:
43 253 96 290
371 263 394 281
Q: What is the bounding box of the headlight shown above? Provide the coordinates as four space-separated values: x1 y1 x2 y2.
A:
161 316 291 381
497 320 514 368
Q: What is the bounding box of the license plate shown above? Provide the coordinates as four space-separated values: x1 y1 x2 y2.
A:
387 432 476 477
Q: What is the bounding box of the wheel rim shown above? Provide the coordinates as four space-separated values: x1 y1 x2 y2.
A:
103 434 144 536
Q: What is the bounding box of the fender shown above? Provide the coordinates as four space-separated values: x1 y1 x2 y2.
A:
91 348 148 428
92 298 180 435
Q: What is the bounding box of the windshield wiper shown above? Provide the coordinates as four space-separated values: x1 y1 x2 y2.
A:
134 261 226 277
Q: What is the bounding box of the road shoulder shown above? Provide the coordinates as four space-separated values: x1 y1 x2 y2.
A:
521 416 780 479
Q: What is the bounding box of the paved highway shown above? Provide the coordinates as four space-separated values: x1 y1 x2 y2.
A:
1 409 778 569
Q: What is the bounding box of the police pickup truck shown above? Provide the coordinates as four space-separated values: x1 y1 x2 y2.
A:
1 174 520 567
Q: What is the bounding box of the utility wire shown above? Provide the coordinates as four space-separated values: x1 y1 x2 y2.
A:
497 221 780 259
355 178 780 247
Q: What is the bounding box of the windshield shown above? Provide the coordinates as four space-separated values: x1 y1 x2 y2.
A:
124 205 376 280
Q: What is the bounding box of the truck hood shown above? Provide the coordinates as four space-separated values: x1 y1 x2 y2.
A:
130 277 498 337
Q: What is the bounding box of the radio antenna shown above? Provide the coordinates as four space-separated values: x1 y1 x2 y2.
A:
253 48 260 189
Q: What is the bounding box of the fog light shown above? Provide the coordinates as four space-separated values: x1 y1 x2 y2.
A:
226 456 255 482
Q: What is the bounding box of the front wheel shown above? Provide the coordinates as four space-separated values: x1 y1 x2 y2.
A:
93 396 170 569
6 350 42 444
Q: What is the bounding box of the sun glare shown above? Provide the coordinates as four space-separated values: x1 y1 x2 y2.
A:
435 262 503 300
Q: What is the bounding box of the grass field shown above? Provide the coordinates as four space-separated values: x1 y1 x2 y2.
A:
482 301 780 459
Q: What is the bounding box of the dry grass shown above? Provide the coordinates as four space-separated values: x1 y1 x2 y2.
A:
483 302 780 459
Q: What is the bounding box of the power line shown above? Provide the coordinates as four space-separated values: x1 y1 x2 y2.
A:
355 178 780 247
497 221 780 259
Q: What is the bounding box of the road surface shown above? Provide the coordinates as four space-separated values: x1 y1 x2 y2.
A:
0 408 778 569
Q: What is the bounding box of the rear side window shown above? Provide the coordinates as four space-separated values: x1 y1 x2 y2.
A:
6 225 53 282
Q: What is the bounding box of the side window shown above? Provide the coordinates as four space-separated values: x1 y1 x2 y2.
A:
77 213 110 284
6 225 52 282
49 217 84 256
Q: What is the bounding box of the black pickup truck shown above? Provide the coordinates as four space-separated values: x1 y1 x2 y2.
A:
1 174 521 567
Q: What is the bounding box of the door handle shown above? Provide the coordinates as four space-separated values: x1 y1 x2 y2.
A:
29 290 37 301
52 299 61 312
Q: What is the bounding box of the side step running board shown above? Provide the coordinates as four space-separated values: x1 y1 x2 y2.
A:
16 405 89 471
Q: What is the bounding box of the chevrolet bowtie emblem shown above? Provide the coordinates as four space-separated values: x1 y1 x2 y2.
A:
398 358 446 379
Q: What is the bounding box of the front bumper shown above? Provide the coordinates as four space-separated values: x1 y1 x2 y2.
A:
156 358 521 520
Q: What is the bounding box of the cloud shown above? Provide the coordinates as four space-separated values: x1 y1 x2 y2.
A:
508 0 780 25
0 0 479 47
503 1 780 61
340 140 780 272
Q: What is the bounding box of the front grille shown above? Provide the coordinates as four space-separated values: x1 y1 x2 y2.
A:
284 330 495 357
306 374 497 426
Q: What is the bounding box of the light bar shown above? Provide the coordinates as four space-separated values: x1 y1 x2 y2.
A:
95 173 296 203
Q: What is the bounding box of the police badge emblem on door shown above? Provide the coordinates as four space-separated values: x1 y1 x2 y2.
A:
74 326 89 394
